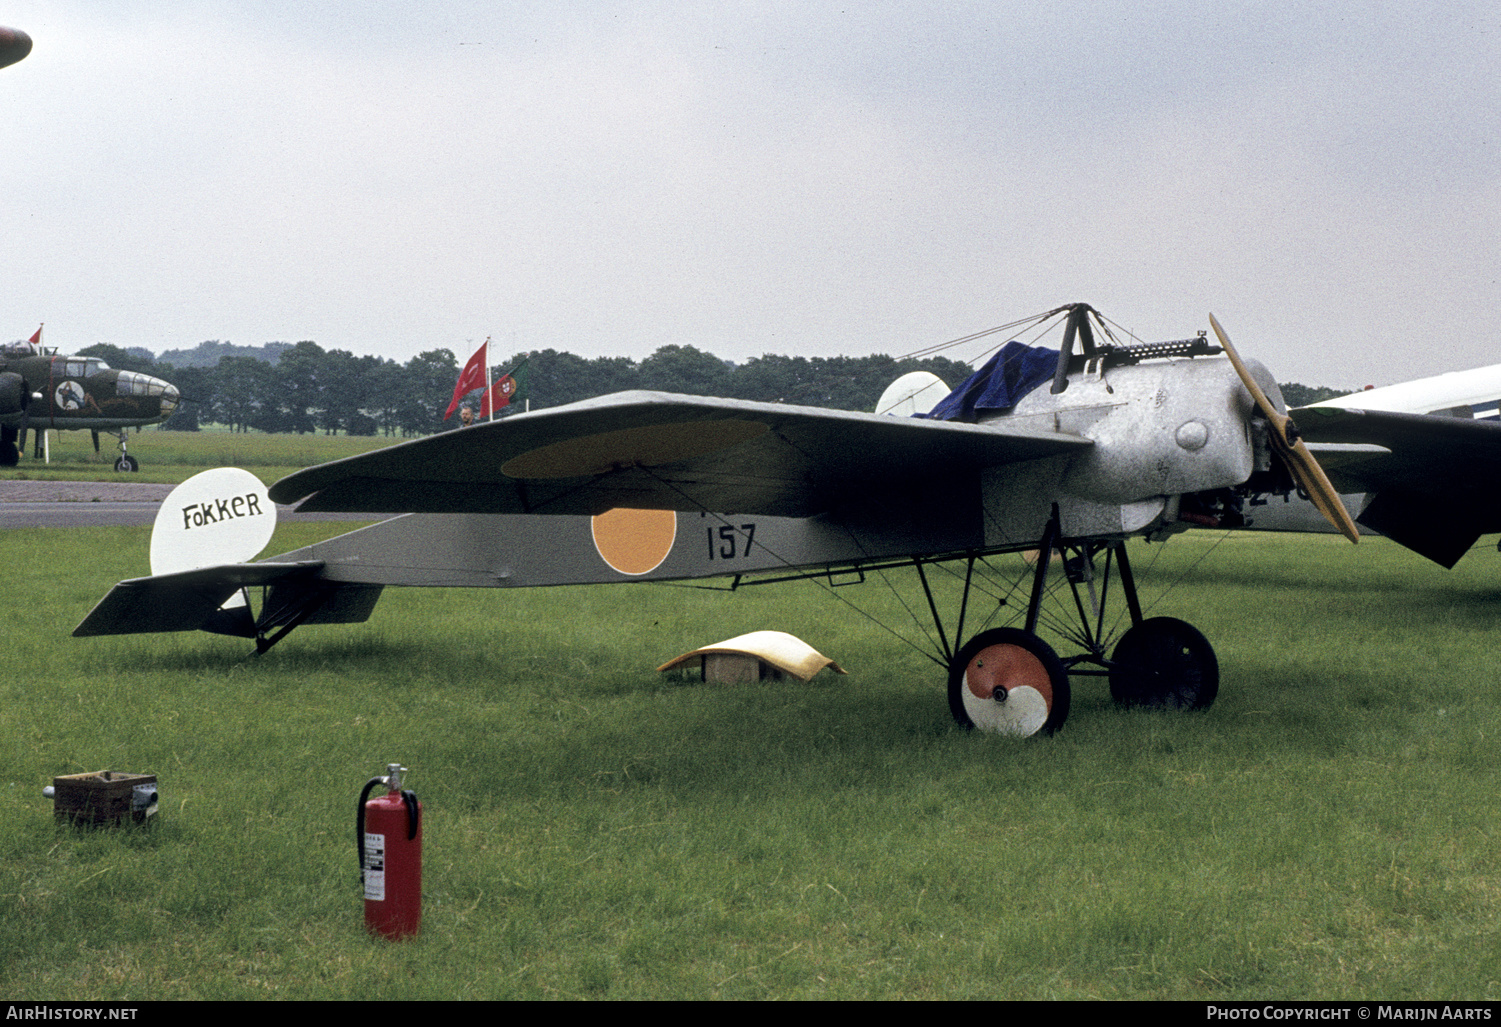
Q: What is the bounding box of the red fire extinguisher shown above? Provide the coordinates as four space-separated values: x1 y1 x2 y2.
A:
358 763 422 939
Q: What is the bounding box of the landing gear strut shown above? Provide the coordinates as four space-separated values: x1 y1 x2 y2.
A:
936 508 1219 735
110 429 138 472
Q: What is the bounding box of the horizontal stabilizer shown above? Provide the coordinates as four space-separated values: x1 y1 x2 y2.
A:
73 562 324 637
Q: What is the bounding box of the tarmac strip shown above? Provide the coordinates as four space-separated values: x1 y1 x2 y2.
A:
0 480 387 527
0 480 176 504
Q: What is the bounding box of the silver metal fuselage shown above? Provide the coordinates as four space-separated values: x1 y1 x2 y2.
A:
976 355 1269 546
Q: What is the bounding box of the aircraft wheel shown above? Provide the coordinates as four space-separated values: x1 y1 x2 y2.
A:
114 455 139 472
947 628 1070 736
0 440 17 467
1108 617 1219 711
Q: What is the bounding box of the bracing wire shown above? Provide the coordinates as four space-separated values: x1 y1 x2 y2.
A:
630 299 1254 668
638 466 956 668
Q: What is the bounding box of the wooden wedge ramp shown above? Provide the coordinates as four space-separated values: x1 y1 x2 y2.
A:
658 630 847 682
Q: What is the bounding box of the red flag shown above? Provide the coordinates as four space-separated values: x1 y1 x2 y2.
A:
27 324 41 349
443 342 488 420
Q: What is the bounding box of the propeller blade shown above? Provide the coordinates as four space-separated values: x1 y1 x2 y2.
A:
1208 313 1360 544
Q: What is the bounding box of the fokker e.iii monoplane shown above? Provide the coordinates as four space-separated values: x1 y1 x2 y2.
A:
75 305 1501 736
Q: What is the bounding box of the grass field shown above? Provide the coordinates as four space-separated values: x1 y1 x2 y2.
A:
3 495 1499 998
0 427 402 485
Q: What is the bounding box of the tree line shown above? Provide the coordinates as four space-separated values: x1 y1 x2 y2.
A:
69 338 1347 435
72 340 977 436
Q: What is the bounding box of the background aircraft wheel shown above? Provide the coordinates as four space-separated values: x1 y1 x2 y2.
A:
114 455 139 472
1108 617 1219 711
947 628 1070 736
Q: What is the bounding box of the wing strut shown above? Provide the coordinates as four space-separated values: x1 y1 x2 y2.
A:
1025 506 1063 634
914 560 953 665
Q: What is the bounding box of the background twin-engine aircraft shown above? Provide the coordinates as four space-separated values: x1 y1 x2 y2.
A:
75 305 1501 737
0 331 182 471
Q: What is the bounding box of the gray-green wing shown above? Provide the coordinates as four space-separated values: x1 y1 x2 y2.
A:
269 391 1092 517
1295 405 1501 566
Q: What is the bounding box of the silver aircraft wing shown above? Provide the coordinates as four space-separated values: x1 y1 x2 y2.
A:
269 391 1093 518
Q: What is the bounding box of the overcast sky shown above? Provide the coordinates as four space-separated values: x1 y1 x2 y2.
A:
3 2 1496 388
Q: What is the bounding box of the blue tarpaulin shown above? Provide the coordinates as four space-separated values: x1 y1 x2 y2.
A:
921 341 1059 422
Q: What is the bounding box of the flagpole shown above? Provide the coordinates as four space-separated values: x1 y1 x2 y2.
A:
443 339 491 422
483 336 493 422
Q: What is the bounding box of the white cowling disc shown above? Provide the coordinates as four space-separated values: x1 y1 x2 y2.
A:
151 467 277 576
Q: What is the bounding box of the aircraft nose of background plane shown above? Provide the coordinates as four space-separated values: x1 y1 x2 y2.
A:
158 380 180 418
0 27 32 69
113 369 181 420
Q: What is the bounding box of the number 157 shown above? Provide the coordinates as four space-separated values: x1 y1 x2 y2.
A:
707 524 756 561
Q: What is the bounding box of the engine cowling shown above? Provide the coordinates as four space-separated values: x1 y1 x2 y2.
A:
0 371 31 419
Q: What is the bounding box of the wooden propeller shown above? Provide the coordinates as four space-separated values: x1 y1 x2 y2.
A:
1208 313 1360 544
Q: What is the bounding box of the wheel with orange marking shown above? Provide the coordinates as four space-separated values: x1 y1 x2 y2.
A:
947 628 1070 736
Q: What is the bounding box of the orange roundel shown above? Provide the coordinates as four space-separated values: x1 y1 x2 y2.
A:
591 508 677 575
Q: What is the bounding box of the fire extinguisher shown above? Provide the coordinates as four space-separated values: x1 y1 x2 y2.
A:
358 763 422 939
